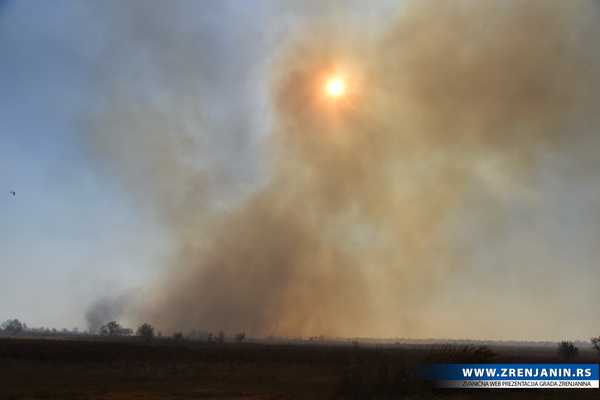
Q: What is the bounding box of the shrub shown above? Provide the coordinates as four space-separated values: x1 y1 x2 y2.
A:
424 343 497 364
591 336 600 353
234 332 246 343
136 323 155 342
99 321 130 336
557 341 578 361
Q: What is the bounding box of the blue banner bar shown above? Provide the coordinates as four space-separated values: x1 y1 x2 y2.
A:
421 364 599 381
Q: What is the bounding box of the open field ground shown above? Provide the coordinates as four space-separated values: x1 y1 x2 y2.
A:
0 337 598 399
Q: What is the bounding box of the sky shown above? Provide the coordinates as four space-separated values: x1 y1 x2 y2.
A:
1 0 600 342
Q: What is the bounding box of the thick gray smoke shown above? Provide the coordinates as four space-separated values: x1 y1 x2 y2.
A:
86 0 600 340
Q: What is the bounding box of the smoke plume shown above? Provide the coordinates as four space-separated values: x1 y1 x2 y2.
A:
86 0 600 340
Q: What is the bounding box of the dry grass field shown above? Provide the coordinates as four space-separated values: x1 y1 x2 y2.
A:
0 337 598 399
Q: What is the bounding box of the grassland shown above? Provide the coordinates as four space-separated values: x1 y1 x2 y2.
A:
0 336 598 399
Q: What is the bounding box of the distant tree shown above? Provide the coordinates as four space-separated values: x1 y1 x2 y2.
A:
1 319 26 335
206 332 215 343
234 332 246 344
591 336 600 353
99 321 130 336
216 330 226 343
173 331 184 340
136 323 155 342
557 341 579 361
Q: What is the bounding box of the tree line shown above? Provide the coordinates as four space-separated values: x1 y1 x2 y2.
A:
0 318 246 343
5 318 600 353
95 320 247 343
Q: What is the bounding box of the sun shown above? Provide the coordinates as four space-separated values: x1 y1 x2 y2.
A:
325 77 345 97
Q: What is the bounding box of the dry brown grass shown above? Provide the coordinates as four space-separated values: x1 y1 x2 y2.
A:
0 338 598 399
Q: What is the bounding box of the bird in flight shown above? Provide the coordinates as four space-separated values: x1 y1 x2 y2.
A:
10 191 15 196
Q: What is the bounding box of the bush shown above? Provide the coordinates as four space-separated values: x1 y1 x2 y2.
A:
99 321 131 336
591 336 600 353
424 343 497 364
557 341 578 361
234 332 246 343
136 323 155 342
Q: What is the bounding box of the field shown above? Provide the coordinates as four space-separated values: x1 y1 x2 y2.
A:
0 336 598 399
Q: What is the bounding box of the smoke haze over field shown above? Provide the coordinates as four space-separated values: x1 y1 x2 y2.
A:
2 0 599 341
84 0 600 340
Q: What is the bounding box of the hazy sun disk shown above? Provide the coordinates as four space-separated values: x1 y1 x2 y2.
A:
326 78 345 97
